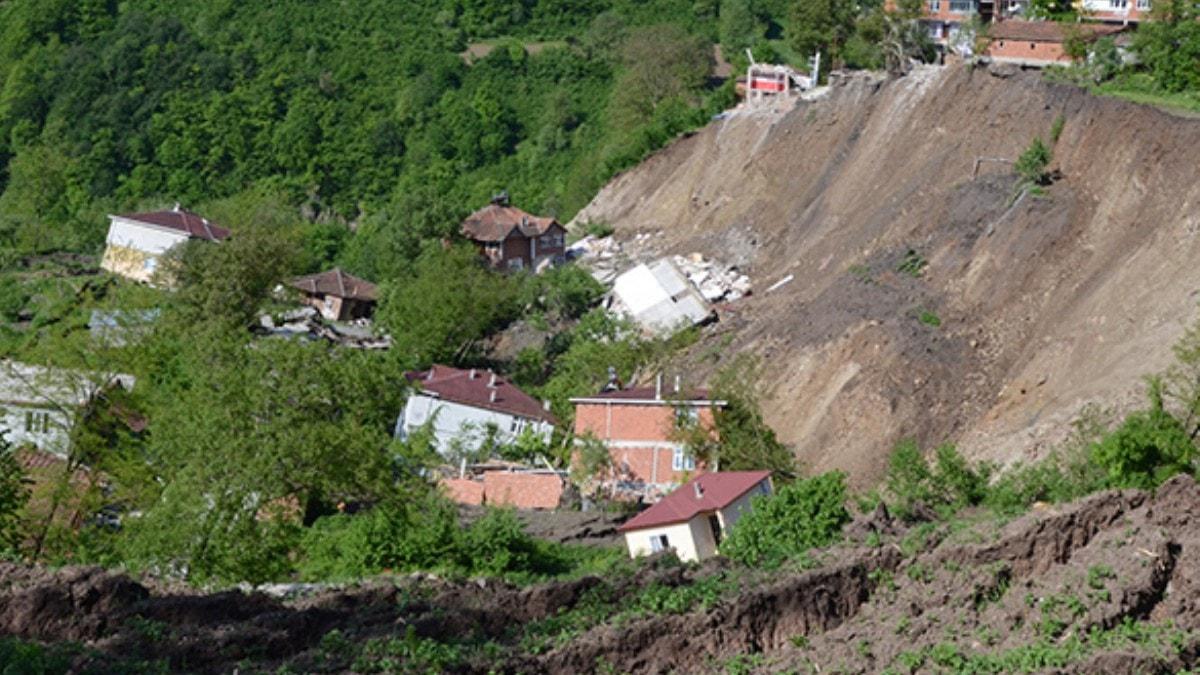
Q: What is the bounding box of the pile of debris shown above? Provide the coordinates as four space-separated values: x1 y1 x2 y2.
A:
566 234 634 284
256 308 392 350
671 253 751 303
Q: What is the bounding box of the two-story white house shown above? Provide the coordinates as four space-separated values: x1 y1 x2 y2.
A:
100 204 230 284
0 361 136 456
395 365 557 457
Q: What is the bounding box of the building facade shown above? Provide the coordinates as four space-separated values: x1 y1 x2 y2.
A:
395 365 556 456
619 471 772 562
571 382 725 488
0 361 135 456
986 20 1127 65
100 205 230 284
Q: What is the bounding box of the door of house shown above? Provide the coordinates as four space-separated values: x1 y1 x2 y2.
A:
708 514 723 545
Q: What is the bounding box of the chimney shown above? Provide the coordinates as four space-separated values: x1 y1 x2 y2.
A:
490 390 497 403
655 374 662 400
543 399 551 411
602 366 621 393
674 375 681 394
469 368 477 379
488 372 497 387
693 482 703 499
426 367 435 381
172 202 182 212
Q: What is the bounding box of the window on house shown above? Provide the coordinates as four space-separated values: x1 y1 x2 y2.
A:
929 0 941 10
673 448 695 472
1135 0 1149 8
674 406 700 428
1109 0 1127 7
143 257 158 273
649 534 670 553
948 0 975 11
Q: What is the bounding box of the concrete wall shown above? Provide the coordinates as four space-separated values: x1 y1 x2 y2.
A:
716 478 772 531
100 218 189 283
397 393 553 456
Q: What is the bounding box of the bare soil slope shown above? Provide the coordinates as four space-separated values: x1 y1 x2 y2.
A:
572 63 1200 484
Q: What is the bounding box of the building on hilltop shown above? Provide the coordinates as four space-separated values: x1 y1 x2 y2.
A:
618 471 772 562
985 20 1129 66
571 375 726 490
886 0 1148 54
100 204 230 284
394 365 557 456
288 268 379 322
460 194 566 272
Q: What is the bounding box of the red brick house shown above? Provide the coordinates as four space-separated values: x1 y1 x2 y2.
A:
461 196 566 271
289 268 379 321
571 380 726 488
986 20 1127 66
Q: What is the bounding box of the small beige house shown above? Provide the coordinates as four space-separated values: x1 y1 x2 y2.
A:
100 205 230 283
619 471 772 562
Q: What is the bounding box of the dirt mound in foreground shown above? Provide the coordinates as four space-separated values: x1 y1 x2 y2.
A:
8 476 1200 672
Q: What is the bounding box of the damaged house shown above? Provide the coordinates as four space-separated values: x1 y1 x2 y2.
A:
0 361 136 456
288 268 379 322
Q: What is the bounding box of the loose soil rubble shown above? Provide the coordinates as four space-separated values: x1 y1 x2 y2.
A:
9 476 1200 673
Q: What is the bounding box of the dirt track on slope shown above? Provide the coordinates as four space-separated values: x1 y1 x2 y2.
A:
571 63 1200 486
8 476 1200 673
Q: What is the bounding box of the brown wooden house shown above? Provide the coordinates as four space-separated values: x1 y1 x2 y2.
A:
289 268 379 321
461 196 566 271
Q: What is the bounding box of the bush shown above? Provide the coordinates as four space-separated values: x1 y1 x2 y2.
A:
1014 137 1052 186
721 471 849 567
886 441 991 520
1090 397 1194 489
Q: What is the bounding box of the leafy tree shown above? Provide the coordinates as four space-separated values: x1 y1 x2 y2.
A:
606 24 712 130
788 0 858 68
0 434 30 557
124 335 407 583
375 244 521 366
721 471 849 567
674 355 797 481
719 0 762 53
1133 0 1200 93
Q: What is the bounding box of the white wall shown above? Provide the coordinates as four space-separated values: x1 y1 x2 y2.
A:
106 218 190 256
624 515 719 563
395 393 553 456
0 404 71 455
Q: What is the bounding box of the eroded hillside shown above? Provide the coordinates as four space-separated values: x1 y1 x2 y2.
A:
573 63 1200 484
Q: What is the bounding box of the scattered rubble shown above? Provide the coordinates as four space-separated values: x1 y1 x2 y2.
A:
256 307 392 350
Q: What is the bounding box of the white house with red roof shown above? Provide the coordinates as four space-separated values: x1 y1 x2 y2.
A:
619 471 772 562
395 365 557 456
100 204 230 284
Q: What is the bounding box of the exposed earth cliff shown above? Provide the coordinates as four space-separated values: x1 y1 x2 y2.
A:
573 63 1200 484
